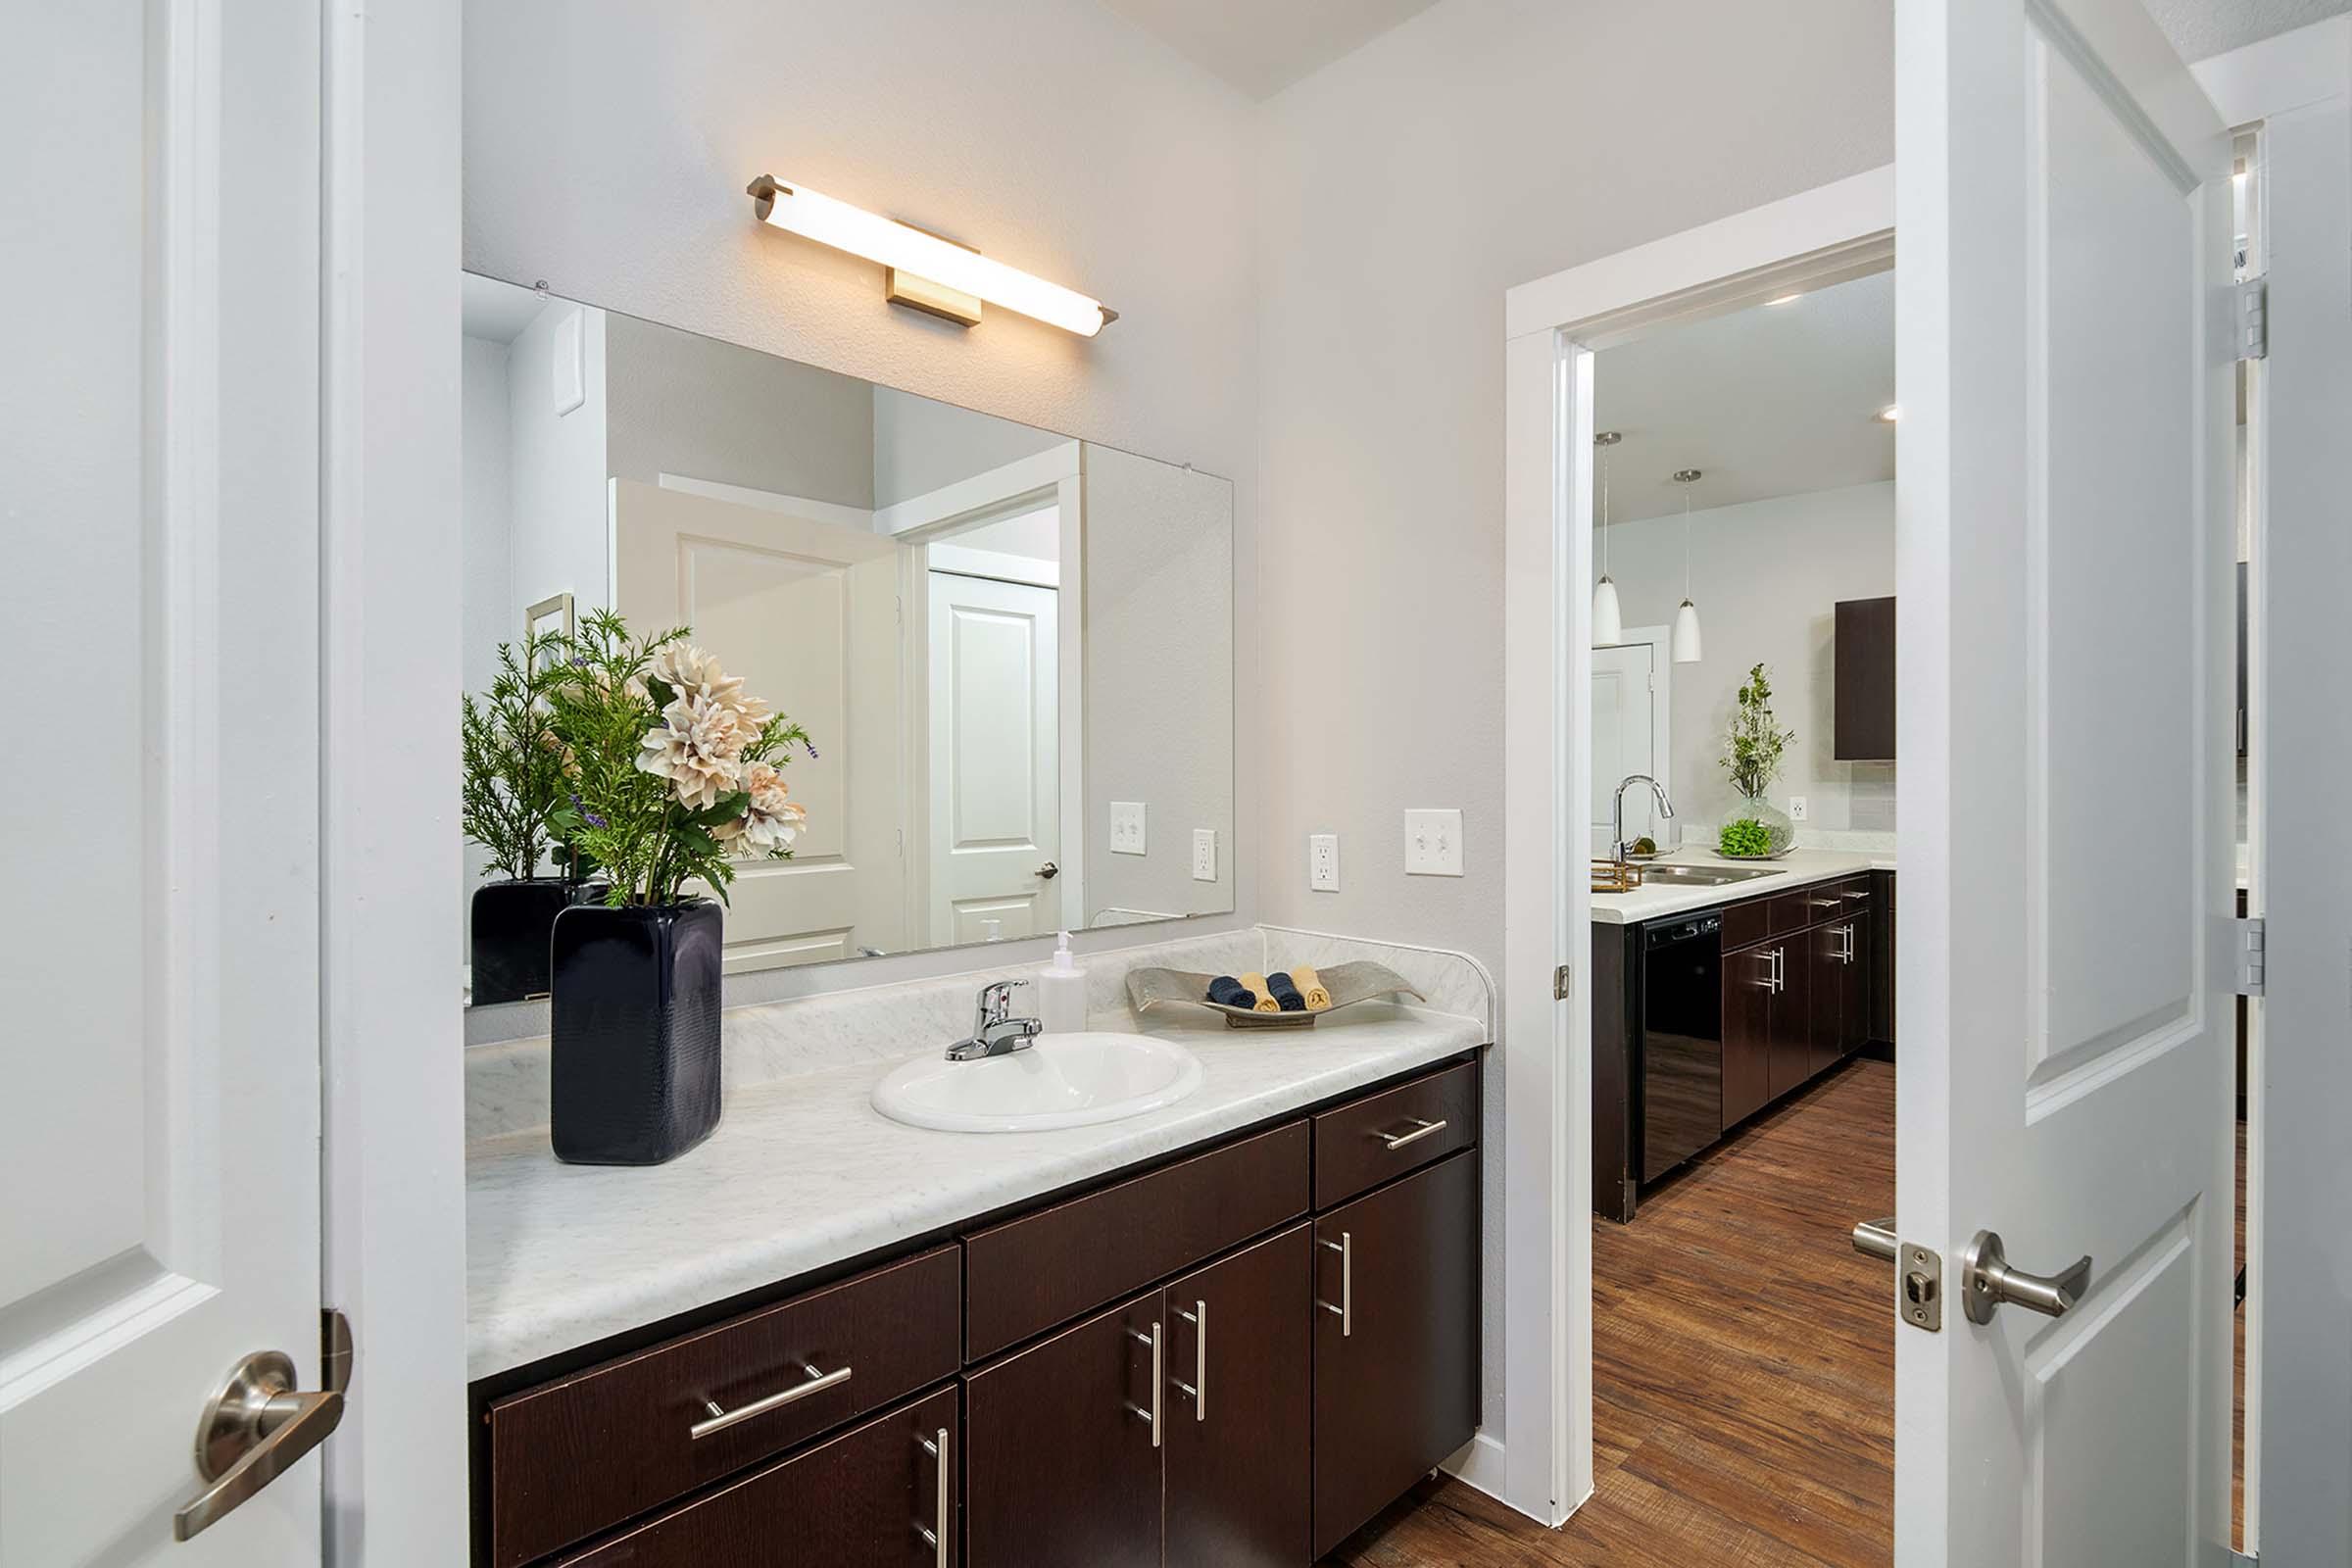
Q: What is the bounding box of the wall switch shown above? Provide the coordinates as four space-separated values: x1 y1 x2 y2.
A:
1404 808 1465 876
1308 833 1341 892
1788 796 1809 823
1191 828 1217 882
1110 801 1148 856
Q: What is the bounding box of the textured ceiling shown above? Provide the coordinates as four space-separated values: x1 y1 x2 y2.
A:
1592 270 1895 526
2145 0 2349 60
1093 0 1440 98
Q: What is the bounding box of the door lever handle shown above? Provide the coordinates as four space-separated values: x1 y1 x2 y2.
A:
1959 1230 2091 1324
173 1350 346 1541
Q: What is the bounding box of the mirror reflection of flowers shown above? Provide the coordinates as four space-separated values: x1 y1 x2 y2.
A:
460 630 568 878
546 610 815 907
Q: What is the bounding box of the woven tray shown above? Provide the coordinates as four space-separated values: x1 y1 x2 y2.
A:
1124 961 1424 1029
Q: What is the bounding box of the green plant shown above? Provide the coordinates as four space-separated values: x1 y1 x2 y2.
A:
461 631 569 879
544 609 813 907
1717 817 1773 858
1719 662 1794 802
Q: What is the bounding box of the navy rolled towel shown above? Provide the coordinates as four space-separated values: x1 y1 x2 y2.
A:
1205 975 1253 1008
1266 972 1307 1012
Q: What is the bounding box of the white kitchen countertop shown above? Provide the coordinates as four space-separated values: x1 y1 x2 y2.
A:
1590 847 1897 926
466 1004 1485 1380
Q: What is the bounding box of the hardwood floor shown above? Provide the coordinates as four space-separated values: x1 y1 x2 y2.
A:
1323 1057 1895 1567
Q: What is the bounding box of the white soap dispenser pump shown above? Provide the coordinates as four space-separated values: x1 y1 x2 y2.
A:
1037 931 1088 1036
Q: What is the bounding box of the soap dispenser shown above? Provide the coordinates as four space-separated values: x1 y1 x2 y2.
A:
1037 932 1088 1036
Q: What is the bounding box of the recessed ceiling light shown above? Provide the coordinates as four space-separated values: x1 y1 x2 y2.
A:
1766 292 1803 307
1876 404 1899 423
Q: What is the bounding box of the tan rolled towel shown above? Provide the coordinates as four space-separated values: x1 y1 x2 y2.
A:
1238 971 1281 1012
1293 964 1333 1011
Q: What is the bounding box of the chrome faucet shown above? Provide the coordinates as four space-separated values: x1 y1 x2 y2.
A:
946 979 1044 1061
1612 773 1675 866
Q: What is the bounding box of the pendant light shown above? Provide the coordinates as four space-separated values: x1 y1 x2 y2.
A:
1671 467 1704 664
1592 431 1623 647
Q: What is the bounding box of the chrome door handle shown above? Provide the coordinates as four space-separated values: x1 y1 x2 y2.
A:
1379 1117 1448 1151
1959 1230 2092 1324
1173 1298 1207 1420
1037 860 1059 880
914 1427 949 1567
691 1361 853 1439
1318 1232 1352 1337
1852 1215 1897 1261
173 1350 347 1541
1126 1321 1163 1446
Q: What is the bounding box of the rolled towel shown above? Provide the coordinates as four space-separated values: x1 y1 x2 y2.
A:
1205 975 1252 1009
1265 971 1307 1012
1292 964 1333 1011
1238 971 1282 1013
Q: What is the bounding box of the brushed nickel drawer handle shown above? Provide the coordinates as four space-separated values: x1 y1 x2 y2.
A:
1317 1232 1352 1337
690 1361 853 1440
1173 1298 1207 1421
1379 1117 1448 1151
1124 1322 1164 1446
915 1427 949 1567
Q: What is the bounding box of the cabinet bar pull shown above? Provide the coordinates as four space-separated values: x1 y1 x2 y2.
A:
915 1427 948 1568
1125 1322 1163 1447
690 1361 853 1439
1379 1117 1448 1151
1318 1233 1353 1337
1173 1299 1207 1421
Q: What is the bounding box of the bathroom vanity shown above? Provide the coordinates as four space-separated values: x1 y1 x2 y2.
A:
466 1003 1486 1568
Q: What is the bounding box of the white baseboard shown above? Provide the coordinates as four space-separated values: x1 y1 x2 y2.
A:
1441 1431 1523 1514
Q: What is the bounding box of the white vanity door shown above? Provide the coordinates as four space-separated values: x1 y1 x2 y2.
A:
0 3 329 1564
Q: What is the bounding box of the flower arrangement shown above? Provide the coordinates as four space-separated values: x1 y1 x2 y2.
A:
461 631 569 880
544 610 813 907
1717 662 1795 858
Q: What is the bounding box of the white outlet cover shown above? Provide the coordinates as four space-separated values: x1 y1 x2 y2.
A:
1111 801 1148 856
1309 833 1341 892
1788 796 1809 822
1191 828 1217 883
1404 808 1465 876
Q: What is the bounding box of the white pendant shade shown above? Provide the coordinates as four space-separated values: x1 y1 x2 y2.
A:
1592 576 1623 647
1672 598 1704 663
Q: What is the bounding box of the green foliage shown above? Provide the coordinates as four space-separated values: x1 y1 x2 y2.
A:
1717 817 1773 858
460 632 568 879
1719 662 1794 803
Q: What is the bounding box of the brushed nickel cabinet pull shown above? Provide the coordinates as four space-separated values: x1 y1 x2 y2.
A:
915 1427 949 1567
1317 1233 1353 1337
1125 1322 1163 1446
1378 1117 1448 1151
1172 1299 1208 1421
690 1361 853 1440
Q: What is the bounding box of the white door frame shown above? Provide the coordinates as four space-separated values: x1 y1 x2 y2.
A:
318 1 468 1563
1498 164 1896 1523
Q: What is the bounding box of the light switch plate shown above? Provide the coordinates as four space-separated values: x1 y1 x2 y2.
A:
1308 833 1341 892
1191 828 1217 882
1111 801 1148 856
1404 808 1464 876
1788 796 1809 822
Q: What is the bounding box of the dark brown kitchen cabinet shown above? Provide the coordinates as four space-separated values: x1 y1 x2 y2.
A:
1835 595 1896 760
964 1291 1164 1568
1720 941 1777 1128
1804 914 1870 1076
553 1385 959 1566
1765 930 1814 1102
1164 1224 1313 1568
1310 1151 1479 1559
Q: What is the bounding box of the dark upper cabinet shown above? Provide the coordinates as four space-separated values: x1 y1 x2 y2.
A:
1163 1224 1312 1568
1311 1151 1480 1559
1835 596 1896 760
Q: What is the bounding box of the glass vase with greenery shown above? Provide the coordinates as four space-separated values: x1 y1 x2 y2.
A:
1717 662 1796 858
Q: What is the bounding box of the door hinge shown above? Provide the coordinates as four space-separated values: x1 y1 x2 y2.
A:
2235 274 2269 361
1553 963 1573 1002
2234 915 2266 997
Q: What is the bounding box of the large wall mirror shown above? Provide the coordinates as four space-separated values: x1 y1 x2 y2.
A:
462 273 1235 1007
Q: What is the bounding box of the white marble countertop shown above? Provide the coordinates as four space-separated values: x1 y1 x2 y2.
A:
466 1004 1485 1380
1590 847 1897 926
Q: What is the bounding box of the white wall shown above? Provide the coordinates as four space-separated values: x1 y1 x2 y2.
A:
506 302 611 617
462 334 517 953
1603 481 1896 837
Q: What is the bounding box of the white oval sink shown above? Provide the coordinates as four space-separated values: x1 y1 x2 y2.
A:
871 1033 1203 1133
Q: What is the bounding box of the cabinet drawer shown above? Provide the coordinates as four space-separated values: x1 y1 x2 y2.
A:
1312 1061 1478 1208
962 1121 1309 1362
555 1385 960 1567
1772 885 1848 934
1720 894 1770 951
489 1245 960 1568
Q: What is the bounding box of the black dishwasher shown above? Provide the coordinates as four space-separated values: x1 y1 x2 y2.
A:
1640 910 1723 1182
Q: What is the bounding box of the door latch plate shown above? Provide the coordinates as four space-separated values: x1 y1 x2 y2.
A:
1900 1243 1943 1333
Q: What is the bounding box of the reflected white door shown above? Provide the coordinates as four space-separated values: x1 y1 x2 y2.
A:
612 478 908 967
1896 0 2235 1560
0 3 329 1563
1591 641 1662 854
926 573 1061 946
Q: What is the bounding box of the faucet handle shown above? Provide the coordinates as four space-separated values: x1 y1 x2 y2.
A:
975 977 1028 1029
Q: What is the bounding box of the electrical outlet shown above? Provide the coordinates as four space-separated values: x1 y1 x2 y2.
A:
1788 796 1809 823
1191 828 1217 883
1308 833 1341 892
1111 801 1148 856
1404 808 1465 876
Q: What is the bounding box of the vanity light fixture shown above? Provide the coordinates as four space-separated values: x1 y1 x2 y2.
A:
1671 468 1705 665
746 174 1117 337
1592 431 1624 647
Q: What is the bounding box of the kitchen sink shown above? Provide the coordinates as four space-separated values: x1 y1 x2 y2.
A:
1629 862 1783 887
871 1032 1203 1133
